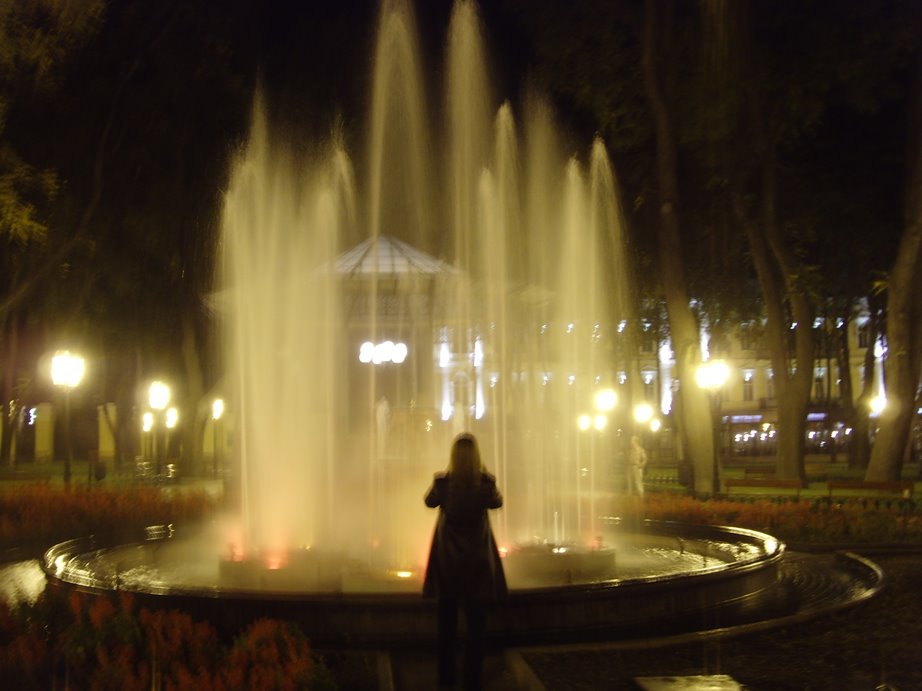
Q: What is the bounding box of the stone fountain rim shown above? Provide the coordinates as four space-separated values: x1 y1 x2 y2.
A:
41 519 784 601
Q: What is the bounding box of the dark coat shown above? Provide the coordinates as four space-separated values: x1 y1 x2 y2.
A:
422 472 508 602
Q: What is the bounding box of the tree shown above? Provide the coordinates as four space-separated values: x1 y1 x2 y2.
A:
704 0 914 482
638 0 716 493
866 43 922 481
0 0 105 464
506 0 916 488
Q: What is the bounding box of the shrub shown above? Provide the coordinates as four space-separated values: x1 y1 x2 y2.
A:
0 591 332 690
637 494 922 544
221 618 316 690
0 484 214 550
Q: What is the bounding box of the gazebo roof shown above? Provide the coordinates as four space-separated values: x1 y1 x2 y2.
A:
335 235 456 278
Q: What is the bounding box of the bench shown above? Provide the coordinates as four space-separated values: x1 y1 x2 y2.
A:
724 478 803 498
827 479 915 499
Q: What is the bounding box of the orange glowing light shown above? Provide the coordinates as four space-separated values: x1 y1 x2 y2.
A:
498 546 508 558
265 551 288 570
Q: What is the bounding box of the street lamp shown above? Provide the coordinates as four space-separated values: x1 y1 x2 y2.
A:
165 407 178 476
869 394 887 416
148 381 170 475
141 412 154 469
212 398 224 479
633 402 654 425
696 359 730 495
51 351 85 486
593 388 617 413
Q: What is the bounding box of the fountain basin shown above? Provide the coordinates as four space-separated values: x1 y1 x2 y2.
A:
42 520 788 646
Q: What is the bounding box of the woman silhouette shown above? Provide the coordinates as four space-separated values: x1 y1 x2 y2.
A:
423 432 507 691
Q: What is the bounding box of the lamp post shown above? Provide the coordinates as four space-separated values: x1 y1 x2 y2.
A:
212 398 224 479
148 381 170 475
165 407 178 476
633 402 654 426
51 351 85 486
696 359 729 496
649 417 662 464
142 412 154 470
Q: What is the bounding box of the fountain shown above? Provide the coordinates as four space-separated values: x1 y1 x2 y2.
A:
42 0 803 645
220 0 636 576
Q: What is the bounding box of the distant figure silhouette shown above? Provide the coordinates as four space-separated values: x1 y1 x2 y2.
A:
423 432 507 691
628 434 648 497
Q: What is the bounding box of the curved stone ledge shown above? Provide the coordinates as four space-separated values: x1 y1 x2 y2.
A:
42 520 787 646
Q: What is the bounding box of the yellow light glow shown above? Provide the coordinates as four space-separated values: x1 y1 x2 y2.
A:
149 381 170 411
142 412 154 432
165 407 179 429
594 388 617 412
633 403 654 424
51 351 86 389
212 398 224 421
696 359 730 391
869 395 887 415
649 418 662 432
593 414 607 431
577 414 591 431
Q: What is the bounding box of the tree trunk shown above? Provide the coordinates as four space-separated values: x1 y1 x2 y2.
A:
851 302 880 469
866 57 922 482
865 228 922 481
776 294 814 485
865 231 921 481
743 74 813 485
641 0 715 493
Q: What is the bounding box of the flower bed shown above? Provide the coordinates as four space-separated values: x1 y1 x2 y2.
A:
0 484 214 552
0 590 335 690
3 484 919 555
633 494 922 545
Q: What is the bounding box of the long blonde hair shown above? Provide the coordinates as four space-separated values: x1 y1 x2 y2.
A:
449 433 482 485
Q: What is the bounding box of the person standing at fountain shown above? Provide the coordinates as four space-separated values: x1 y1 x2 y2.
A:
628 435 648 497
423 432 507 691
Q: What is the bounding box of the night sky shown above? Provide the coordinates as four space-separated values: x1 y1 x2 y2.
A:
1 0 917 406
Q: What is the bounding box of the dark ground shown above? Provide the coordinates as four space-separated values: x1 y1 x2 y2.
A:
519 552 922 691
